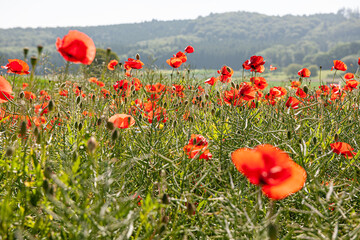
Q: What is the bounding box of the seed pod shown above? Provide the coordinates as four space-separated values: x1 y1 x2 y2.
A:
76 96 81 105
37 45 43 55
313 137 317 145
211 108 216 116
287 131 291 140
30 56 37 67
334 133 339 142
23 47 29 59
19 92 24 98
231 82 236 88
74 122 78 129
136 53 140 60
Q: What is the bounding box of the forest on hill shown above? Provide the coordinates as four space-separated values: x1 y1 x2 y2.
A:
1 8 360 72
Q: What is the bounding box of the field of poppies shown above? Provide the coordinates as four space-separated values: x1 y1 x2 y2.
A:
0 30 360 239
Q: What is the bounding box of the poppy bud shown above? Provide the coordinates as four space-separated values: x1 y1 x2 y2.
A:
78 122 83 131
20 121 27 136
163 102 167 108
268 222 278 240
87 136 98 153
74 122 78 129
186 202 195 216
162 194 170 204
73 151 78 161
23 47 29 59
76 96 81 105
173 120 177 128
334 133 339 142
303 85 309 94
97 118 102 126
205 94 210 101
161 215 169 224
48 100 54 111
30 56 37 68
231 82 236 88
313 137 317 145
184 100 189 106
37 45 43 55
136 53 140 60
5 146 15 157
79 102 83 109
211 108 216 116
111 129 118 141
287 131 291 140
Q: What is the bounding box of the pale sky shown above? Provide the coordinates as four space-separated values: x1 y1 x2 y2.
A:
0 0 359 29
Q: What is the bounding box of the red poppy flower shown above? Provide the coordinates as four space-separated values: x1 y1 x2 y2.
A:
184 45 194 54
296 88 307 98
166 57 182 68
184 134 212 160
250 77 268 90
218 66 233 83
358 57 360 65
131 78 142 91
242 56 266 73
124 58 144 70
238 82 256 101
330 142 356 159
331 60 347 71
231 144 307 200
344 73 354 80
2 59 30 75
175 51 187 63
24 91 36 100
291 81 301 89
298 68 311 78
107 60 118 70
145 83 166 94
108 114 135 129
285 96 300 109
56 30 96 65
0 76 13 103
205 77 218 86
59 90 68 97
270 65 277 71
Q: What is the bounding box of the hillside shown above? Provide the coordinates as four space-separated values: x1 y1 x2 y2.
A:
1 10 360 70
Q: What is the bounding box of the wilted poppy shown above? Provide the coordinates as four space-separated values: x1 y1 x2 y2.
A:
56 30 96 65
108 114 135 129
331 60 347 71
231 144 307 200
0 76 13 103
107 60 118 70
2 59 30 75
184 45 194 54
330 142 356 159
298 68 311 78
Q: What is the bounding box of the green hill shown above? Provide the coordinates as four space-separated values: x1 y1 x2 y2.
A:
1 9 360 71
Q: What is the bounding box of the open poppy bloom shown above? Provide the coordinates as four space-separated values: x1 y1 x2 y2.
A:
175 51 187 63
205 77 218 86
2 59 30 75
330 142 357 159
250 77 268 90
296 88 307 98
242 55 266 73
183 134 212 160
231 144 307 200
291 81 301 89
107 60 118 70
56 30 96 65
285 96 300 109
166 57 183 68
0 76 14 103
218 66 233 83
298 68 311 78
331 60 347 71
108 114 135 129
344 73 354 80
124 58 144 70
184 45 194 54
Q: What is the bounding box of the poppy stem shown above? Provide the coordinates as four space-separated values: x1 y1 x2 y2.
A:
63 61 70 82
267 200 278 240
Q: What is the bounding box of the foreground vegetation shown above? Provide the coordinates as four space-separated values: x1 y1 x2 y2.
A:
1 31 360 239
